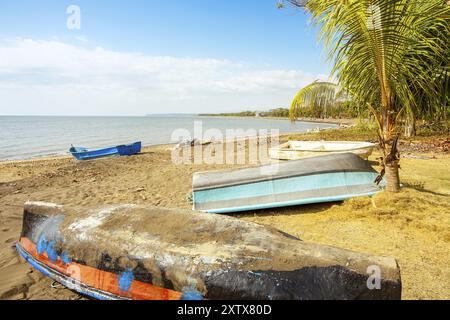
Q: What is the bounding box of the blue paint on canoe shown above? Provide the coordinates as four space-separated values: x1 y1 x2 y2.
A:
16 244 120 300
37 235 47 254
69 142 141 161
46 240 59 262
181 288 204 300
36 235 62 263
118 269 134 292
60 252 72 265
194 171 379 204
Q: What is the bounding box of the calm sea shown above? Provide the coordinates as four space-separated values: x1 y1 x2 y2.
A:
0 115 338 160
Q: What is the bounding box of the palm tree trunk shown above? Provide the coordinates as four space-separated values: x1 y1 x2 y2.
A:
381 109 401 193
380 137 400 192
404 111 416 138
381 139 401 193
384 159 400 192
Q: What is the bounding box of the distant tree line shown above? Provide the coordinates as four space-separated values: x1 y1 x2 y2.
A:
200 109 295 118
199 111 256 117
259 108 290 118
291 98 367 119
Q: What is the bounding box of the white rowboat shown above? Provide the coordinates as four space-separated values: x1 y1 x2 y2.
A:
270 141 376 160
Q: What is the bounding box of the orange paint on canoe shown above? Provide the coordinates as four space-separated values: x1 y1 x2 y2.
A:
19 237 183 300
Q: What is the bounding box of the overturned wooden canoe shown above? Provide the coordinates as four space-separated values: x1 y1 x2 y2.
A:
16 202 401 300
270 141 376 160
193 153 381 214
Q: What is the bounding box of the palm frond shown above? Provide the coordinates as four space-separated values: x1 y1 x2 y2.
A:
304 0 449 133
289 81 338 121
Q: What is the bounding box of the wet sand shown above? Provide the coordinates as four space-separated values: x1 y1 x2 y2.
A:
0 138 449 300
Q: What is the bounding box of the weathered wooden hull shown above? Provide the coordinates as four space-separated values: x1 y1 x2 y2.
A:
193 153 381 214
270 141 376 160
17 202 401 300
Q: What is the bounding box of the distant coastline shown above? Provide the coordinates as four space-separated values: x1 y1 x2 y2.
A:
198 107 358 126
198 114 357 126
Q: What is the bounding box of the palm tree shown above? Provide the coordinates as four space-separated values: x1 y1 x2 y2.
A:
289 81 339 120
283 0 450 192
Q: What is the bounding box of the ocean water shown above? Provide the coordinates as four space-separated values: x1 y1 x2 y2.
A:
0 115 338 160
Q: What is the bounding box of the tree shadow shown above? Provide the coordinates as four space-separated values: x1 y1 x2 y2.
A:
402 181 448 197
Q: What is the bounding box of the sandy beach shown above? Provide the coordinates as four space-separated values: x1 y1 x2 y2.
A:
0 130 449 300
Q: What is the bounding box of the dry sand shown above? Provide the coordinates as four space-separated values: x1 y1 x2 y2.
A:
0 138 449 300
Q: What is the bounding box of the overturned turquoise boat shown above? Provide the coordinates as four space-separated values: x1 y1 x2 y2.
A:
193 153 381 214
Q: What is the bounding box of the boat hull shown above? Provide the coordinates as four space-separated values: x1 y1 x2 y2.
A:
193 153 381 214
17 202 401 300
270 141 376 160
117 142 142 156
70 142 141 161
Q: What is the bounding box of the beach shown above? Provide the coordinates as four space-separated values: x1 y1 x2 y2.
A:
0 129 449 300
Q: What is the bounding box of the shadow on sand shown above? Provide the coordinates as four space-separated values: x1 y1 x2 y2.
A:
232 201 340 219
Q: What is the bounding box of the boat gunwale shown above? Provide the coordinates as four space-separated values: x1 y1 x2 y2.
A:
196 189 381 214
70 146 118 154
273 141 376 153
16 243 125 300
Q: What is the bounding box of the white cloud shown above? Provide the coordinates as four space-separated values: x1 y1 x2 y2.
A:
0 38 327 115
75 35 89 43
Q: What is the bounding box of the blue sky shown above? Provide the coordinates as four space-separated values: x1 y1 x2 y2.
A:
0 0 330 115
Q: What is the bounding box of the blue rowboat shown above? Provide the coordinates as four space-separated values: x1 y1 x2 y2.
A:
69 141 141 161
193 153 382 214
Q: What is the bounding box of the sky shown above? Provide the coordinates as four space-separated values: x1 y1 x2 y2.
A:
0 0 331 116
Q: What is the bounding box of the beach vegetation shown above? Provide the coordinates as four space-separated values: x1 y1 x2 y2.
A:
288 81 367 119
259 108 290 118
199 111 256 117
283 0 450 192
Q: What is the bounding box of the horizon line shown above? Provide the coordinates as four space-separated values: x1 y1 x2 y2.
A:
0 113 201 117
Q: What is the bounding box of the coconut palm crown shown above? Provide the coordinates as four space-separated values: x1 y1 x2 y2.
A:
284 0 450 192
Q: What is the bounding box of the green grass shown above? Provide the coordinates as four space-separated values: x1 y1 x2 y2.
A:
283 119 449 144
284 121 379 143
